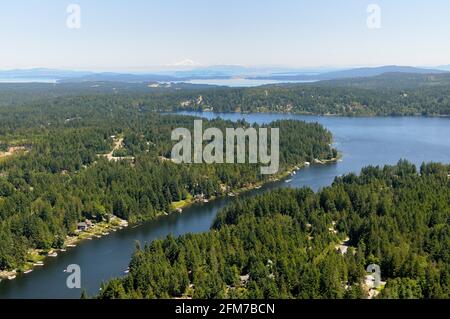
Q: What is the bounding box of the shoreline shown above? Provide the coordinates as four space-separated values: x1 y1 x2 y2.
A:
169 156 340 212
0 157 340 282
175 109 450 119
0 216 128 281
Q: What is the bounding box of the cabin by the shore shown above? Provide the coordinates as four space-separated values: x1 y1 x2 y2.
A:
77 219 93 231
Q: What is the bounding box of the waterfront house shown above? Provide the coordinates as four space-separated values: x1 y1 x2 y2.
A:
77 219 93 231
77 222 88 231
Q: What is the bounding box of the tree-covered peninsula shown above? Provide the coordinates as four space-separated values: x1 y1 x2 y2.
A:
99 161 450 299
0 98 336 273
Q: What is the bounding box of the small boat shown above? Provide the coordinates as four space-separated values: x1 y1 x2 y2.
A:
124 268 130 274
95 235 101 238
228 192 236 197
24 269 33 274
254 186 262 189
7 275 16 280
33 261 44 266
67 244 76 248
48 252 58 257
176 208 183 213
203 199 209 203
60 249 67 252
285 179 292 183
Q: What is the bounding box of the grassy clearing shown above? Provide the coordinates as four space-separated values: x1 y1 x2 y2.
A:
171 194 194 210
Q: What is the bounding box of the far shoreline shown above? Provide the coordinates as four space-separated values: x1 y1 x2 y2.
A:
171 109 450 119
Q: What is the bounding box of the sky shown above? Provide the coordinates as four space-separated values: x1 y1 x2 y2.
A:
0 0 449 71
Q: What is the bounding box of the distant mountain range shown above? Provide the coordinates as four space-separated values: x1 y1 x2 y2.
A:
250 65 447 81
0 68 92 80
0 65 448 84
437 64 450 71
316 72 450 90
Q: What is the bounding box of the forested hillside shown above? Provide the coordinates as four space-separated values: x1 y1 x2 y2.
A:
2 72 450 116
0 98 336 271
98 161 450 299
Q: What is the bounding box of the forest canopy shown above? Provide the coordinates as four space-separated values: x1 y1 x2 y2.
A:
98 161 450 299
0 97 336 271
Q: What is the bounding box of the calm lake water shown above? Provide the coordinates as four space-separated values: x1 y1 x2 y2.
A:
1 113 450 299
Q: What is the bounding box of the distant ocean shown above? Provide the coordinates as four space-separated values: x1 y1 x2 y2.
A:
180 78 317 87
0 77 315 87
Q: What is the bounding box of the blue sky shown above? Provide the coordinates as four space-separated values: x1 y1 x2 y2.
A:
0 0 449 71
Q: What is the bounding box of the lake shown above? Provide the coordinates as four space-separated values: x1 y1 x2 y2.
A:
1 113 449 298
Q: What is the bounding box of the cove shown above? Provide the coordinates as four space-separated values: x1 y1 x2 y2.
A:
1 113 450 299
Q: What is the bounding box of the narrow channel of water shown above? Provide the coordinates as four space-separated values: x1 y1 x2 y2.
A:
1 113 449 298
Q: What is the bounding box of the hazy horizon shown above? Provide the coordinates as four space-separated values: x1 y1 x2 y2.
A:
1 0 450 71
0 63 448 74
